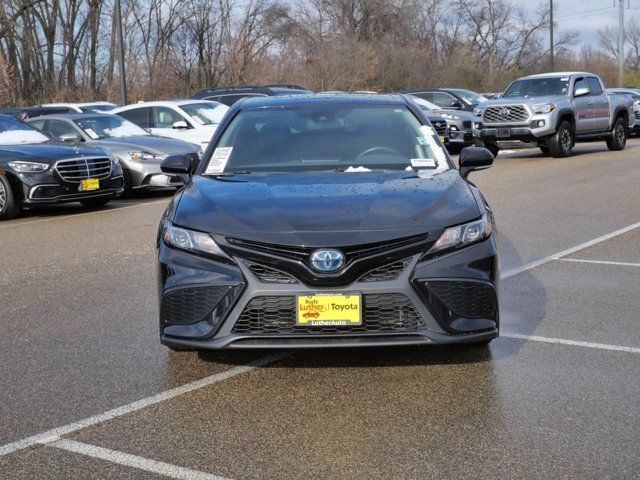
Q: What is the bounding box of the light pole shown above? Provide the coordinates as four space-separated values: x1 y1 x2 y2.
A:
115 0 127 105
619 0 625 87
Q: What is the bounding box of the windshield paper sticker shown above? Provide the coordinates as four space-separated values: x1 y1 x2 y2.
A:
85 128 99 139
205 147 232 174
410 158 437 168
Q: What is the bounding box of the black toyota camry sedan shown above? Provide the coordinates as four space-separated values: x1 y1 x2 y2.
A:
157 94 498 350
0 115 124 220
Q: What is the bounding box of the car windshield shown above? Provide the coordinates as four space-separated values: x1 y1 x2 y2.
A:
0 115 48 145
449 90 487 105
503 77 570 98
80 104 116 113
180 102 229 125
207 104 450 173
75 115 148 139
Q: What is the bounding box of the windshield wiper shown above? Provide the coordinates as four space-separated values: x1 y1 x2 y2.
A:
205 170 252 177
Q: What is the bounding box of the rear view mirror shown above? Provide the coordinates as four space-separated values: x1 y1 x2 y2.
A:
59 132 81 142
161 154 194 175
574 87 590 97
459 147 494 178
172 120 189 130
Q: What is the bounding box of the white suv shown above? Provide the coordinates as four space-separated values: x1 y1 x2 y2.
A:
113 100 229 149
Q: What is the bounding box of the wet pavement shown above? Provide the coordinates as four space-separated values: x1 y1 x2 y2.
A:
1 142 639 478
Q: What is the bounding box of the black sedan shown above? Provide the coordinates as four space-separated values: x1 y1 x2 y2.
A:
0 115 123 220
156 94 498 350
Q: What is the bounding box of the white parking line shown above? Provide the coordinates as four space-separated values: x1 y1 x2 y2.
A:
502 333 640 354
0 199 169 230
48 439 229 480
501 220 640 279
0 352 289 458
559 258 640 268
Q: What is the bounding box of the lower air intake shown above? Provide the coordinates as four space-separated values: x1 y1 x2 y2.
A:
161 286 231 324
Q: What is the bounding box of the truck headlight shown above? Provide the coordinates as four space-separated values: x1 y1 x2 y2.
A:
532 104 556 114
163 221 230 260
440 113 460 120
7 161 49 173
430 213 492 253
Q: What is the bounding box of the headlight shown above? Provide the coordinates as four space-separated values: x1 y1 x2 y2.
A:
473 107 484 116
163 221 230 260
7 161 49 173
130 151 166 161
532 104 556 114
440 113 460 120
430 213 492 253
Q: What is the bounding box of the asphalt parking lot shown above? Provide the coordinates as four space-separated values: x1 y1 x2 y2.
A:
1 141 639 479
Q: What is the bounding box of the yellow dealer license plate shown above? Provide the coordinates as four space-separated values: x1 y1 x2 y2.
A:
296 293 361 326
80 178 99 191
439 135 446 142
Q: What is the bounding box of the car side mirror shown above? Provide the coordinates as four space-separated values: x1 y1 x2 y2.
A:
172 120 189 130
450 100 463 109
574 87 590 97
161 154 194 175
459 147 494 178
59 132 81 142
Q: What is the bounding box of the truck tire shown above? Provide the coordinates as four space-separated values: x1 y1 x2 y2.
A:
0 174 21 220
549 120 573 158
483 142 499 158
606 116 627 151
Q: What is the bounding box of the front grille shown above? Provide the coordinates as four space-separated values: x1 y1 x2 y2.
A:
426 281 496 318
161 286 231 324
482 105 529 124
244 261 299 284
55 157 112 182
227 234 428 264
359 259 409 282
635 111 640 120
232 293 424 334
431 121 447 136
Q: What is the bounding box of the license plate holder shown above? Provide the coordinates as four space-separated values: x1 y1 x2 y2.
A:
296 293 362 327
496 128 511 138
80 178 99 191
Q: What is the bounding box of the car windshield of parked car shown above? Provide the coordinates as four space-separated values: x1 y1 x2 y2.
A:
75 115 149 139
180 102 228 125
80 104 116 113
0 115 49 145
449 90 487 105
503 77 570 98
208 104 449 174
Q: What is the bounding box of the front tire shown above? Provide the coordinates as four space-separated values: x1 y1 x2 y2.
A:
79 197 111 209
548 120 573 158
606 116 627 151
0 174 21 220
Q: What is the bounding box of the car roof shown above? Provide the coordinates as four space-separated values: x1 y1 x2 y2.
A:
115 99 221 110
234 93 407 109
27 113 116 121
521 72 594 79
42 102 116 107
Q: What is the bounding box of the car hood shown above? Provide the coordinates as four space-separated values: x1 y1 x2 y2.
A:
0 142 106 163
479 95 566 108
172 170 480 246
95 136 199 154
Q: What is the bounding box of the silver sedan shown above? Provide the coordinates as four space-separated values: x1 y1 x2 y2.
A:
28 114 201 193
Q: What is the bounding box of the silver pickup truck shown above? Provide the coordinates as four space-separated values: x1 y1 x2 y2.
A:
472 72 634 157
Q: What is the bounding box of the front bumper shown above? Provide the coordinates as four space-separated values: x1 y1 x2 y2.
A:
157 237 499 350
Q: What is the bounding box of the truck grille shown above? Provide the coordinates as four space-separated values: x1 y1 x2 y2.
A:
232 293 425 334
483 105 529 124
55 157 112 182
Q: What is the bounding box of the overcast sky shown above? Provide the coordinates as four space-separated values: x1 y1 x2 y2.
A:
549 0 639 48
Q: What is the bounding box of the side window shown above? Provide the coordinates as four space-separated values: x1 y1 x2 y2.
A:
119 107 150 128
152 107 184 128
411 92 433 102
46 120 77 137
203 95 221 102
28 119 46 131
431 92 457 108
587 77 603 95
573 78 587 94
